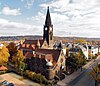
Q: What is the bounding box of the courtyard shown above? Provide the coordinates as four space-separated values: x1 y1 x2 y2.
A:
0 73 41 86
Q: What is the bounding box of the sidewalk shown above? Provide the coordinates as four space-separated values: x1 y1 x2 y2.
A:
57 56 100 86
57 69 83 86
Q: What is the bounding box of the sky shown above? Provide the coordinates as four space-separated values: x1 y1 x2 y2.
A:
0 0 100 38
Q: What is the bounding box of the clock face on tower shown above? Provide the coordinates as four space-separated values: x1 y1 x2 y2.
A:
50 27 52 31
45 27 47 30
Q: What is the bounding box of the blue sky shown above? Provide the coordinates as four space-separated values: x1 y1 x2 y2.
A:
0 0 100 38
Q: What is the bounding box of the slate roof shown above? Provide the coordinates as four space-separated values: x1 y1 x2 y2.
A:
45 7 52 26
24 39 37 44
39 40 44 47
69 48 80 52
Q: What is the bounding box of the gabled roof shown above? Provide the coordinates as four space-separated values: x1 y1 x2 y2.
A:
35 49 61 62
58 42 62 48
39 40 44 47
0 66 7 71
20 44 34 51
23 39 44 47
23 39 38 44
69 48 80 52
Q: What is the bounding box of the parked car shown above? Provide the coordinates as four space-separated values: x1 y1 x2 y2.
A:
0 80 14 86
7 83 14 86
1 80 9 85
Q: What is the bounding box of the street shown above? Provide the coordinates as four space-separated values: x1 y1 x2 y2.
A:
67 57 100 86
57 56 100 86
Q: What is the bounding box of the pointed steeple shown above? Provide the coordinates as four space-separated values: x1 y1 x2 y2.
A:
45 6 52 26
43 6 53 48
58 42 62 50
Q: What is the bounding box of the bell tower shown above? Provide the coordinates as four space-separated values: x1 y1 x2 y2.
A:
43 7 53 48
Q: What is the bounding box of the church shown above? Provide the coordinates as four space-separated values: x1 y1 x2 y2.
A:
20 7 54 50
20 7 66 80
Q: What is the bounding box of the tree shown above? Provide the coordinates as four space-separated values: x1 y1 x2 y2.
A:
89 63 100 86
66 53 79 73
7 42 18 61
0 46 10 66
14 50 26 72
19 61 27 75
25 70 50 85
75 39 86 44
77 50 87 71
77 51 86 65
26 57 46 74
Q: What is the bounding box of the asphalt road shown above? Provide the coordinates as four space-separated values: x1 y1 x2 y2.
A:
67 58 100 86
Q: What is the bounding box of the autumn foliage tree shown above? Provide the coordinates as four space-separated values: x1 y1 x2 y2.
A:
89 63 100 86
66 48 70 57
7 42 18 61
75 39 86 44
0 46 10 66
14 50 26 73
77 50 86 66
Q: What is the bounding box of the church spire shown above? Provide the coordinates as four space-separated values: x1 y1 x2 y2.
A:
45 6 52 26
43 6 53 48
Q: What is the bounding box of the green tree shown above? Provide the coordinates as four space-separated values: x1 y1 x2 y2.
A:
77 51 86 66
66 53 79 72
19 61 27 75
0 46 10 66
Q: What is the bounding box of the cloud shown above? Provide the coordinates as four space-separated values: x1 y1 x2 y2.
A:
21 0 35 8
26 0 34 8
32 12 45 26
2 6 21 16
0 2 1 5
0 18 8 23
0 0 100 38
39 0 100 38
0 18 42 36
